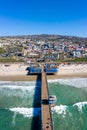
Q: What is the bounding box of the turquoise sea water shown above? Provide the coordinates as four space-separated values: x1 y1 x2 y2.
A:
0 78 87 130
48 78 87 130
0 80 41 130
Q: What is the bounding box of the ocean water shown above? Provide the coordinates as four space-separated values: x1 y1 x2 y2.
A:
0 80 41 130
0 78 87 130
48 78 87 130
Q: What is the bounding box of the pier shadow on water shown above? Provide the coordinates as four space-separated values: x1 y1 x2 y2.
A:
31 74 41 130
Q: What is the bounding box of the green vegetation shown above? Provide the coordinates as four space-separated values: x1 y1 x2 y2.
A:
17 46 23 52
0 48 5 54
0 57 24 63
56 58 87 63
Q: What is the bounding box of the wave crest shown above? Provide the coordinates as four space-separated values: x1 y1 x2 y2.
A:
9 107 41 118
48 78 87 88
52 101 87 117
51 105 68 117
73 101 87 112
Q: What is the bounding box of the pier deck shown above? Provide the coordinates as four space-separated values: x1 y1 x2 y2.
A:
41 71 53 130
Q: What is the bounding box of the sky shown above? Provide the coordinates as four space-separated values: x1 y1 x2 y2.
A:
0 0 87 37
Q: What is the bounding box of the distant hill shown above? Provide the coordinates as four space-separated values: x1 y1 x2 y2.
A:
0 34 87 45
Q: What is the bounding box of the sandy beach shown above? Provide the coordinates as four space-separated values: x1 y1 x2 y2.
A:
0 63 87 81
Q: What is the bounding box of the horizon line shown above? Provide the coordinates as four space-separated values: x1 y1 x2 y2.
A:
0 33 87 38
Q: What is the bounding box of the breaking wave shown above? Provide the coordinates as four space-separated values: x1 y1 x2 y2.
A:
0 81 41 92
52 101 87 117
51 105 67 117
0 81 36 86
48 78 87 88
73 101 87 112
9 107 41 118
0 85 35 92
0 80 41 107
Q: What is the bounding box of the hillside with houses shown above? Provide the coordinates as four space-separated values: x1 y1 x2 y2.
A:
0 34 87 62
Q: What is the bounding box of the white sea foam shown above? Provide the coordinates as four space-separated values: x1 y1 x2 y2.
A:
0 85 35 92
0 81 41 92
9 107 41 118
52 105 68 117
12 112 16 126
73 101 87 112
48 78 87 88
0 81 36 85
0 81 41 88
52 101 87 117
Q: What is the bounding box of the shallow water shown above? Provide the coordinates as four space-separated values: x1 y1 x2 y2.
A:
0 78 87 130
0 81 41 130
48 78 87 130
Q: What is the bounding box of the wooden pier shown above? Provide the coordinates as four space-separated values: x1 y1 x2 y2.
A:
41 70 53 130
28 63 57 129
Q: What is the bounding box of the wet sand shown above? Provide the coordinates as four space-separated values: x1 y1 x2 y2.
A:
0 75 37 81
0 73 87 81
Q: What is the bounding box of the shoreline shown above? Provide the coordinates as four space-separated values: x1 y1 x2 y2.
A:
0 73 87 81
0 75 37 81
0 63 87 81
